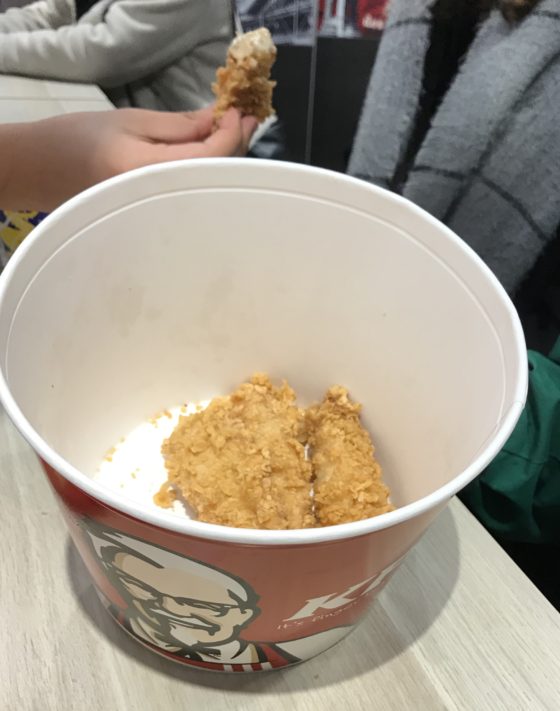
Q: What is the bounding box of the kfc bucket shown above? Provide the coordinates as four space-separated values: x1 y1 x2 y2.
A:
0 159 527 671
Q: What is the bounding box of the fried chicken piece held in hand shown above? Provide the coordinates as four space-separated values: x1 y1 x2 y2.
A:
159 374 315 529
307 386 393 526
212 28 277 123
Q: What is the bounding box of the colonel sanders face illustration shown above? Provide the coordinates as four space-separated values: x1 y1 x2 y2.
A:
81 522 370 669
85 526 259 652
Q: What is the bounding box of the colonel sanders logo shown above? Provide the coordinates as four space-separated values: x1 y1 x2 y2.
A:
82 522 354 671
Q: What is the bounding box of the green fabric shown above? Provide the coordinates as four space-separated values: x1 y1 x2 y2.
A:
461 338 560 545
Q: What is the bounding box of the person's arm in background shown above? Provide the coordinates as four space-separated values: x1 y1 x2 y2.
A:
0 0 229 85
0 106 256 211
0 0 72 33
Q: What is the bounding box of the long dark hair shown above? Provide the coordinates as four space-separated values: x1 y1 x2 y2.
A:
437 0 541 23
499 0 541 21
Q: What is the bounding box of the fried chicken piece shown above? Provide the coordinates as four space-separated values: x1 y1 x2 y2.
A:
158 374 315 529
212 28 277 123
307 386 393 526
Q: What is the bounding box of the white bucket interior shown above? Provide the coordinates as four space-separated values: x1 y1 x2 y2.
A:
0 160 525 508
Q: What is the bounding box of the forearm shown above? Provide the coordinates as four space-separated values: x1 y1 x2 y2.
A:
0 119 78 211
0 25 122 83
0 25 189 86
0 116 109 210
0 0 72 33
0 123 31 210
0 0 229 86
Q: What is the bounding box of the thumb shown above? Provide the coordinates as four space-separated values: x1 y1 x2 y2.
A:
241 116 259 154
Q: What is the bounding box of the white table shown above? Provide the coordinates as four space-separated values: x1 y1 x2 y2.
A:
0 74 112 122
1 75 560 710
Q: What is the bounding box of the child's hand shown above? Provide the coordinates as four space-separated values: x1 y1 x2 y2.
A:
1 106 258 211
98 106 258 166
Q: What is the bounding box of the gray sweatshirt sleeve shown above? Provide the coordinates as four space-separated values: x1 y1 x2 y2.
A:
0 0 228 86
0 0 73 33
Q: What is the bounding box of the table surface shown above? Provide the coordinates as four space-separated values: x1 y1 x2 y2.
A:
2 74 560 710
0 74 111 121
2 405 560 711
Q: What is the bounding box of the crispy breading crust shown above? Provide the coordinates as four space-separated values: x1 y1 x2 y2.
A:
212 28 277 123
306 386 393 526
158 374 314 529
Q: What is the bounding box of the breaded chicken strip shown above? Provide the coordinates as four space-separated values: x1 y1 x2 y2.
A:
307 386 393 526
212 28 277 123
158 374 314 529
